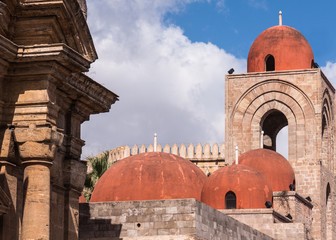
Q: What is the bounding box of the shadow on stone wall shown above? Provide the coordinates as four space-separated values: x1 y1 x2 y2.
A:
79 203 122 239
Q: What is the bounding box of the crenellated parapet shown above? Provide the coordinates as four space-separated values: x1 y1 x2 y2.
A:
108 142 226 175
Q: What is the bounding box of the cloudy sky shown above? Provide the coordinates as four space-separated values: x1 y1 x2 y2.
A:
81 0 336 159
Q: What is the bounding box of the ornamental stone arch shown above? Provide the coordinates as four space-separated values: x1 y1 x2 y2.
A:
227 79 316 166
322 89 332 124
322 88 334 171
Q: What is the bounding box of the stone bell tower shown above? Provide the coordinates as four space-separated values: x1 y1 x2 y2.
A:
225 16 336 240
0 0 118 240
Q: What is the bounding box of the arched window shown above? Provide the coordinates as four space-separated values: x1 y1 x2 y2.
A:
276 126 288 159
225 191 236 209
265 55 275 71
326 183 332 239
326 183 331 204
261 110 288 157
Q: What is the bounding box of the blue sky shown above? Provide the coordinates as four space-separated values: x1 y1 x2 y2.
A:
165 0 336 64
82 0 336 158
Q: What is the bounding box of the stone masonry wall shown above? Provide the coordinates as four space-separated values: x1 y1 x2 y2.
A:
252 222 306 240
321 165 336 240
221 209 308 240
221 209 291 225
273 191 313 229
79 199 273 240
194 201 273 240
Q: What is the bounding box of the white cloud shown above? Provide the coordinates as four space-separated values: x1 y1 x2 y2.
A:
248 0 268 10
81 0 245 157
322 61 336 85
216 0 225 9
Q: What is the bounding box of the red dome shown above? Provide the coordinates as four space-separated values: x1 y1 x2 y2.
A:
201 164 272 209
239 149 295 192
90 152 206 202
79 193 86 203
247 25 314 72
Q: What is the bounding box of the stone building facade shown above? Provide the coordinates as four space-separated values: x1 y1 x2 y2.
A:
79 17 336 240
0 0 118 239
225 68 336 239
0 1 335 239
223 23 336 239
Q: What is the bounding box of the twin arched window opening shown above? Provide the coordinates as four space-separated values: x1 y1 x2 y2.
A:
225 191 236 209
265 54 275 71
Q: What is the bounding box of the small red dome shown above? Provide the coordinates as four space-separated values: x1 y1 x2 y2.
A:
79 193 86 203
248 25 314 72
239 149 295 192
201 164 272 209
90 152 206 202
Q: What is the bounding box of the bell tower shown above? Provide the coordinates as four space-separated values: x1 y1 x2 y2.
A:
225 17 336 239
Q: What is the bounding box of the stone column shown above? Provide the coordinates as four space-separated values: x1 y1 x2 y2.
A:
22 162 51 240
15 127 63 240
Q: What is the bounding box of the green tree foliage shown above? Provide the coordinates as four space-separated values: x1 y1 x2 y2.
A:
83 151 111 202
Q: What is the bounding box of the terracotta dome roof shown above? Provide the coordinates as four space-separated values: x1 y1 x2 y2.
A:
79 193 86 203
239 149 295 192
90 152 207 202
247 25 314 72
201 164 272 209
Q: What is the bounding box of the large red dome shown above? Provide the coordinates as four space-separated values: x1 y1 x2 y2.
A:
201 164 272 209
247 25 314 72
90 152 207 202
239 149 295 192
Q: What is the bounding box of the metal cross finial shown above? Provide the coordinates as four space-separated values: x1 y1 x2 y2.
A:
279 11 282 26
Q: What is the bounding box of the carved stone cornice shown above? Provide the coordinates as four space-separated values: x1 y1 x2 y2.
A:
66 73 119 115
15 0 97 62
16 43 91 72
0 35 92 72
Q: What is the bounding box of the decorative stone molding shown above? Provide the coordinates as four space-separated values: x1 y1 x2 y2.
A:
14 126 63 161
